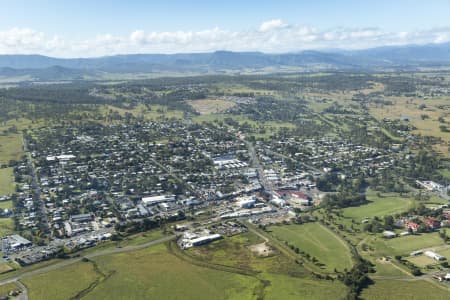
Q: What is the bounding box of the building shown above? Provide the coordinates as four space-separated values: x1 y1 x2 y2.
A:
424 250 446 261
142 195 176 206
71 213 93 223
383 230 396 238
424 218 440 230
405 221 419 232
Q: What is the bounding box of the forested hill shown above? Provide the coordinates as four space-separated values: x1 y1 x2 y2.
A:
1 42 450 80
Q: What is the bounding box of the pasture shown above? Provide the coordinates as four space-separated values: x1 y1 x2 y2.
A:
343 191 414 221
0 167 15 197
0 134 23 165
361 279 450 299
370 233 446 256
269 223 353 272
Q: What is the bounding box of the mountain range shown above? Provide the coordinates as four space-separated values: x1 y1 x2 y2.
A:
1 42 450 81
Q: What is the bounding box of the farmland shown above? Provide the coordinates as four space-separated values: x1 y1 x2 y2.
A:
268 223 353 272
0 167 15 197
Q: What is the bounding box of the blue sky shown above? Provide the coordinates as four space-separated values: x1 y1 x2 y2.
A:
1 0 450 57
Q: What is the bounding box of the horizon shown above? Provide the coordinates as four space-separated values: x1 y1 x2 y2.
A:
1 0 450 57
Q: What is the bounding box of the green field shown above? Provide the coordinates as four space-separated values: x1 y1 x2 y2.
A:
0 282 21 297
343 192 414 221
21 260 102 300
0 218 14 237
19 238 349 300
0 134 23 165
80 244 260 300
269 223 353 272
361 279 450 299
370 233 446 256
263 273 348 300
0 168 15 197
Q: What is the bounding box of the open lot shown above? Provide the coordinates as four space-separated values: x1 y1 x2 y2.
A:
269 223 353 272
187 99 236 114
0 134 23 165
0 218 14 237
21 260 102 300
0 168 15 198
361 279 450 299
343 192 414 221
370 233 446 256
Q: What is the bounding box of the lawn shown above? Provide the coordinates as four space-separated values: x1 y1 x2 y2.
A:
343 192 414 221
361 279 450 299
0 168 15 197
21 260 101 300
269 223 353 272
370 233 446 256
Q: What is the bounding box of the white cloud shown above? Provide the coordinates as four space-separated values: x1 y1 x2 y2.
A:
259 19 287 32
0 23 450 57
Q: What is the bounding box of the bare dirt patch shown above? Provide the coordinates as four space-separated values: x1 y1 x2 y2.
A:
187 99 236 115
248 242 275 257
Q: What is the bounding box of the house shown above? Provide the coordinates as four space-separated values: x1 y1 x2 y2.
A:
405 221 419 232
424 218 440 230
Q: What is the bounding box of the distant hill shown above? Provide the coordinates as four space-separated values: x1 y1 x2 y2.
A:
1 42 450 81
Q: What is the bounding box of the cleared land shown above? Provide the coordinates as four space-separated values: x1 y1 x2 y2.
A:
21 260 102 300
361 279 450 299
187 99 236 114
0 218 14 237
81 244 260 300
343 191 414 221
0 168 15 198
0 134 23 165
370 233 446 256
269 223 353 272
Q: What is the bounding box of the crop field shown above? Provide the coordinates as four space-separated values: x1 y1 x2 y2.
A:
370 233 446 256
269 223 353 272
187 99 236 114
361 279 450 299
342 192 414 221
0 167 15 197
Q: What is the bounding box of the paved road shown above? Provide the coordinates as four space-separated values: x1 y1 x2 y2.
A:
0 235 176 286
23 136 51 235
244 140 273 192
